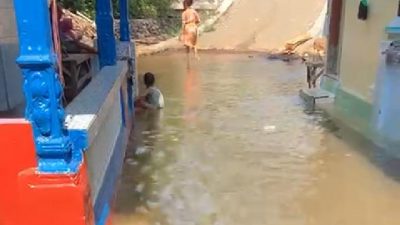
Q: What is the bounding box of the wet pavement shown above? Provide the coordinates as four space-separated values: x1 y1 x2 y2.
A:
113 53 400 225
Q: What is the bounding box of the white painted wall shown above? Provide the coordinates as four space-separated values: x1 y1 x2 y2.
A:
66 62 128 205
85 94 122 202
339 0 398 103
0 0 23 111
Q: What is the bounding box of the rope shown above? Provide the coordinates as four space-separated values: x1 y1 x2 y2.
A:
50 0 65 86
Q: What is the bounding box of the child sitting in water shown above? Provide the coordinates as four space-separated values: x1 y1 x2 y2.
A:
135 72 165 110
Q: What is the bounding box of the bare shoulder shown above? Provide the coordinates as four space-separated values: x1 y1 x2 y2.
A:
182 9 190 15
183 8 197 15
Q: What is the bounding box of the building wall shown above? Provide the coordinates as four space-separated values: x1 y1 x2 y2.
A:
339 0 397 103
65 61 131 223
0 0 23 111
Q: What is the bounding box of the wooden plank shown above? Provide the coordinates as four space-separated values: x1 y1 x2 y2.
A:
62 54 93 102
62 54 92 64
284 34 312 52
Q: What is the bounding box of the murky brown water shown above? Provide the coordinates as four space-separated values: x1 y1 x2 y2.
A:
113 53 400 225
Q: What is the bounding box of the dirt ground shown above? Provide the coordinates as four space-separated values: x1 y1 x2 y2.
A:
198 0 325 51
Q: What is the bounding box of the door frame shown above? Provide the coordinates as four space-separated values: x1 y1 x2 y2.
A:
325 0 344 79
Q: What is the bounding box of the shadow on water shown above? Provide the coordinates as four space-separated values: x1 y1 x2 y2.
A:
115 110 163 209
114 108 184 225
307 106 400 183
114 60 206 223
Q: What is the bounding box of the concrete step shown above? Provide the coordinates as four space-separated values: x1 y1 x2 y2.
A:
299 88 334 110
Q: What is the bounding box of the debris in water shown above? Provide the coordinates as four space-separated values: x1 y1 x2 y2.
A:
135 206 149 214
263 125 277 132
147 200 160 209
126 158 138 166
141 165 152 173
171 136 179 142
136 146 149 155
136 183 145 193
151 173 159 181
155 151 166 159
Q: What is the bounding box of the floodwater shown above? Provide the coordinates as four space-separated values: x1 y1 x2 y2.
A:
113 53 400 225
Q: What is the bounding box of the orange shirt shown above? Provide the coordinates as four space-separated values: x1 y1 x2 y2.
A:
181 8 200 47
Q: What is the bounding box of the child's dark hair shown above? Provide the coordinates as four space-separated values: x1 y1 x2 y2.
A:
144 72 155 88
184 0 193 8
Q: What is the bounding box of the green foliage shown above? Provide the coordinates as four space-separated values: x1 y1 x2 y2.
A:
59 0 95 18
129 0 175 18
59 0 176 19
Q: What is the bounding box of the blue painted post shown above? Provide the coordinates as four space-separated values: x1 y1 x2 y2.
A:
96 0 117 67
119 0 131 41
13 0 81 173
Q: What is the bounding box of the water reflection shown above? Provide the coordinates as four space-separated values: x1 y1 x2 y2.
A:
113 53 400 225
183 61 202 124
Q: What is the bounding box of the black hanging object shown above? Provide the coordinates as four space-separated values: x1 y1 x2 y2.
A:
358 0 368 20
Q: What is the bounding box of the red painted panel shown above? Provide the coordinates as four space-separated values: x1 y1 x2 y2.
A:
105 213 114 225
17 163 95 225
0 119 37 225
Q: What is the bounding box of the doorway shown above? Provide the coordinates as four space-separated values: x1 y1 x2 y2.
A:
325 0 344 78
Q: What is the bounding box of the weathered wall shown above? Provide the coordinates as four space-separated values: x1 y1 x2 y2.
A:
339 0 398 103
0 0 23 111
115 18 180 41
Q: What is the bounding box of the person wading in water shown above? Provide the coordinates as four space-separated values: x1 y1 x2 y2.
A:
135 72 165 111
180 0 201 60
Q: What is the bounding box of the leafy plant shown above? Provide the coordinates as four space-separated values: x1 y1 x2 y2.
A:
59 0 177 19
